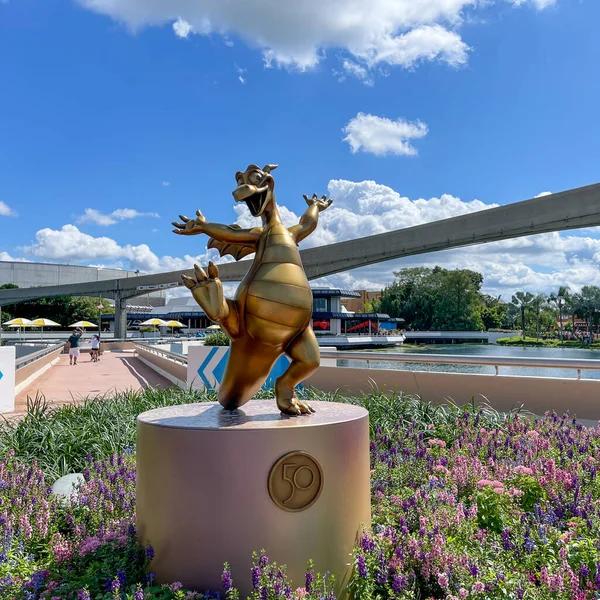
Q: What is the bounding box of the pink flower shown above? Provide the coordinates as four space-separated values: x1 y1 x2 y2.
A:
294 587 308 598
473 581 485 594
80 537 102 556
438 572 449 588
514 466 533 475
428 439 447 448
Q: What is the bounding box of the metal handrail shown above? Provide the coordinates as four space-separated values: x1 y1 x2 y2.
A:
15 343 64 369
319 350 600 369
319 350 600 379
134 342 188 365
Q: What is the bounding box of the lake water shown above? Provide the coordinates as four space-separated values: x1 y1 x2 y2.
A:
337 344 600 380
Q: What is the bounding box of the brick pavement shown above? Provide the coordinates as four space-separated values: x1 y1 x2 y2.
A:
13 350 172 413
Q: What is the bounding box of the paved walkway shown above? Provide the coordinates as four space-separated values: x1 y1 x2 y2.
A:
14 350 171 413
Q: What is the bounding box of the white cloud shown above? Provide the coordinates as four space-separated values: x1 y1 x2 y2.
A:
74 0 551 80
172 18 194 38
77 208 160 226
161 181 170 187
21 224 219 274
0 201 16 216
0 251 29 262
342 113 428 156
508 0 556 9
13 176 599 302
231 178 600 298
338 60 374 86
235 64 247 84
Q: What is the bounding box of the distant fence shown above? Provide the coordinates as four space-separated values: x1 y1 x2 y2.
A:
130 343 600 421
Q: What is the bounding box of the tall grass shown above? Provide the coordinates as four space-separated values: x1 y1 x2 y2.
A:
0 387 530 480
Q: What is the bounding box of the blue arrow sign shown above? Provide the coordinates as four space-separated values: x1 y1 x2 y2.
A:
197 350 298 391
198 347 219 390
0 370 3 381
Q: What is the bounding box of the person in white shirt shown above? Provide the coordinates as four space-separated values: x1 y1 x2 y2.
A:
91 334 100 362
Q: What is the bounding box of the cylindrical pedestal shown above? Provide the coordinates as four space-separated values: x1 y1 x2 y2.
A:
136 400 370 598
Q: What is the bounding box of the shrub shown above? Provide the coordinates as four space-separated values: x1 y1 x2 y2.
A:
204 330 231 346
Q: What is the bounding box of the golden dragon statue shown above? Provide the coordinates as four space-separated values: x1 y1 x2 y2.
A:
172 164 332 416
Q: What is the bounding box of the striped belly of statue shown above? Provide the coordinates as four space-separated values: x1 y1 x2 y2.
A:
172 163 332 415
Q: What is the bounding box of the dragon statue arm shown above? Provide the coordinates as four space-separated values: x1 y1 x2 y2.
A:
172 210 263 260
288 194 333 244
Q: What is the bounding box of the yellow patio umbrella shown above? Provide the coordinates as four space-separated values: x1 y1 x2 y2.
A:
69 321 98 329
3 317 33 327
3 317 33 342
30 318 61 340
138 318 167 326
164 319 185 337
206 324 221 330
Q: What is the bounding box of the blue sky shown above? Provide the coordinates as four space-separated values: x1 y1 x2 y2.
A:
1 0 599 297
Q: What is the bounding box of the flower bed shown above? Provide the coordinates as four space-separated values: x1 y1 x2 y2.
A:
352 411 600 599
1 390 600 599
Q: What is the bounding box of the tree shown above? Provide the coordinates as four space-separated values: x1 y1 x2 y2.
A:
571 286 600 342
510 291 534 339
375 266 485 331
481 295 508 330
548 286 570 340
0 284 19 324
1 290 114 329
530 294 547 340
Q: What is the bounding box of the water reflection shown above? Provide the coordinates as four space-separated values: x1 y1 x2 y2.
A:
337 344 600 379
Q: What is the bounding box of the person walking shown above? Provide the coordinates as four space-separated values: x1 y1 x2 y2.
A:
91 334 100 362
66 327 83 366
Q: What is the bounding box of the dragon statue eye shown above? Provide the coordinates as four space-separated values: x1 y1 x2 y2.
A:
249 171 262 184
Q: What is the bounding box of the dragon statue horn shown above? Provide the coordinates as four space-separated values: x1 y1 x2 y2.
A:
262 164 278 173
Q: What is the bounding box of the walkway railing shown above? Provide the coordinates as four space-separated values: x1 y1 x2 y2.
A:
319 351 600 379
133 342 188 366
15 343 64 370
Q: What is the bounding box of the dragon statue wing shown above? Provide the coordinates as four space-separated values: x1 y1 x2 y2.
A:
207 224 260 261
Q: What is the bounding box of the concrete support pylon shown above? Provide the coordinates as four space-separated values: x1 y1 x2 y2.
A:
114 295 129 340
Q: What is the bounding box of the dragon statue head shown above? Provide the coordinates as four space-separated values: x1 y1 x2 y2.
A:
232 164 278 217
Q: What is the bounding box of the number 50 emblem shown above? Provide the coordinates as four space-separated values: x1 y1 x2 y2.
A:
268 451 323 512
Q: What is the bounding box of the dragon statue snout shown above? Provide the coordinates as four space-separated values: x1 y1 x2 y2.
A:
233 164 278 217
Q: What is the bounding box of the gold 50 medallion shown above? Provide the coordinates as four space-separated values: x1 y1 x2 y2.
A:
268 451 323 512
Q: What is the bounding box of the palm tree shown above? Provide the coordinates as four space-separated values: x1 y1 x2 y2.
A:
530 294 547 340
548 286 570 340
579 286 600 342
511 291 534 340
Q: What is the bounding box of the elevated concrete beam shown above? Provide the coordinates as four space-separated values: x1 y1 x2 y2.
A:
1 182 599 306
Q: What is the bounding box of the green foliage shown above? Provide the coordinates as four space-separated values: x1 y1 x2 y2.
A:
497 336 600 349
0 388 526 481
569 285 600 338
0 287 114 328
204 330 231 346
47 536 149 599
375 266 486 331
481 295 507 330
0 389 214 479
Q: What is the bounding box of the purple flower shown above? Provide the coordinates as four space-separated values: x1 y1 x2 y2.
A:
357 555 368 578
251 566 261 589
305 569 314 592
222 564 233 591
